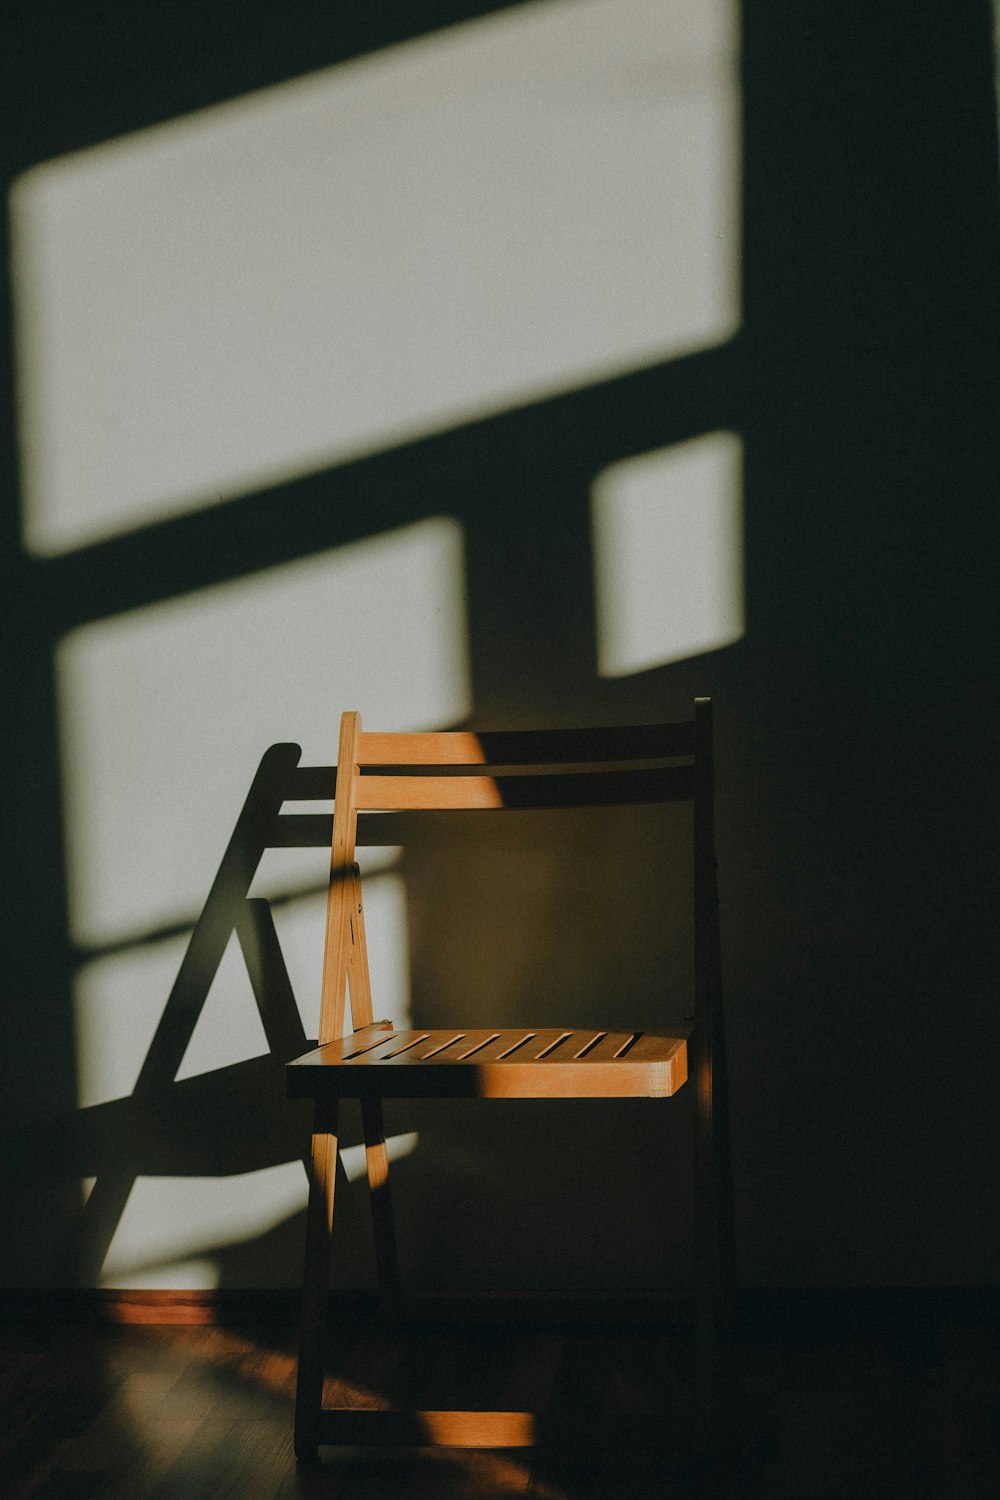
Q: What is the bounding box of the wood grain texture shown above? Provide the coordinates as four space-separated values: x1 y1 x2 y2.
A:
356 774 506 810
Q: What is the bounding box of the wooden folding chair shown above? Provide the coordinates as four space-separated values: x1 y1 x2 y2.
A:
286 701 731 1457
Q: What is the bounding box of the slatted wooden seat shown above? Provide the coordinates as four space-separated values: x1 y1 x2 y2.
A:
288 1024 689 1099
286 704 730 1458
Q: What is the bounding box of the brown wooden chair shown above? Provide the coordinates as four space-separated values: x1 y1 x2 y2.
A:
286 701 731 1457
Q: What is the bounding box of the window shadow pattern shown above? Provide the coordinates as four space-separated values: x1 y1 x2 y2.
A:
3 0 1000 1294
9 348 740 1289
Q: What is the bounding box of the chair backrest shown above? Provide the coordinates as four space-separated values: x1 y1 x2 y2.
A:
318 704 718 1066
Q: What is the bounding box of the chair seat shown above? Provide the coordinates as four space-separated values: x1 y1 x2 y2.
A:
287 1024 689 1100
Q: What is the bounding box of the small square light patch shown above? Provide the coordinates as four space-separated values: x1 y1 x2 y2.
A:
592 430 743 676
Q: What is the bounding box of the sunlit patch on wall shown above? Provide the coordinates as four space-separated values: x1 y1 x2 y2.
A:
110 1260 220 1293
74 874 409 1109
11 0 739 554
100 1163 306 1289
74 932 189 1110
56 517 469 951
340 1132 420 1184
591 430 743 676
174 931 274 1083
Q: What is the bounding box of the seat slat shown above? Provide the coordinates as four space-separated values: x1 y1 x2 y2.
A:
340 1030 402 1061
452 1030 505 1060
451 1030 546 1063
419 1031 469 1060
358 1031 431 1062
613 1032 690 1062
568 1031 624 1062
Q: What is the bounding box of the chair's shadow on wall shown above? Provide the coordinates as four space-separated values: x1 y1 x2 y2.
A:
55 744 324 1286
57 692 707 1291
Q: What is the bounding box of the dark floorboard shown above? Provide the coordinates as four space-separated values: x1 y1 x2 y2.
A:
2 1298 999 1498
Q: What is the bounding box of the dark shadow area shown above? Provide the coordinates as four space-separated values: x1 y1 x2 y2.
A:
1 0 998 1311
4 1294 1000 1494
733 0 1000 1286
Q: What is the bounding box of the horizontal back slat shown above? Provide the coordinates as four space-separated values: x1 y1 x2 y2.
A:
357 775 504 811
357 722 693 767
355 766 694 811
359 732 487 766
271 720 696 832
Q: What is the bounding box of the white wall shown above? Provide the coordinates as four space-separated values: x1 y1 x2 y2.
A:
9 0 740 1289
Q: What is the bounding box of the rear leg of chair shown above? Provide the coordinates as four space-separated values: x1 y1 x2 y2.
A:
295 1099 340 1462
360 1097 400 1294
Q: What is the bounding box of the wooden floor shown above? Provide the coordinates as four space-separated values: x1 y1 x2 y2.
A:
3 1297 999 1498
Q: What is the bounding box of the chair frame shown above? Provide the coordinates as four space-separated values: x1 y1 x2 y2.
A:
288 700 731 1457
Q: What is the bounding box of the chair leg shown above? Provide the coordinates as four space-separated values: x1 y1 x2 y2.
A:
295 1099 340 1462
360 1097 400 1293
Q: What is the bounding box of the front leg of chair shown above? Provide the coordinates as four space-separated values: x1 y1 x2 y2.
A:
360 1096 400 1296
295 1098 340 1462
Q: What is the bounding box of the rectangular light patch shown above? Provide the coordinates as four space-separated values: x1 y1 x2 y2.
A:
592 431 743 676
56 517 469 949
12 0 739 553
